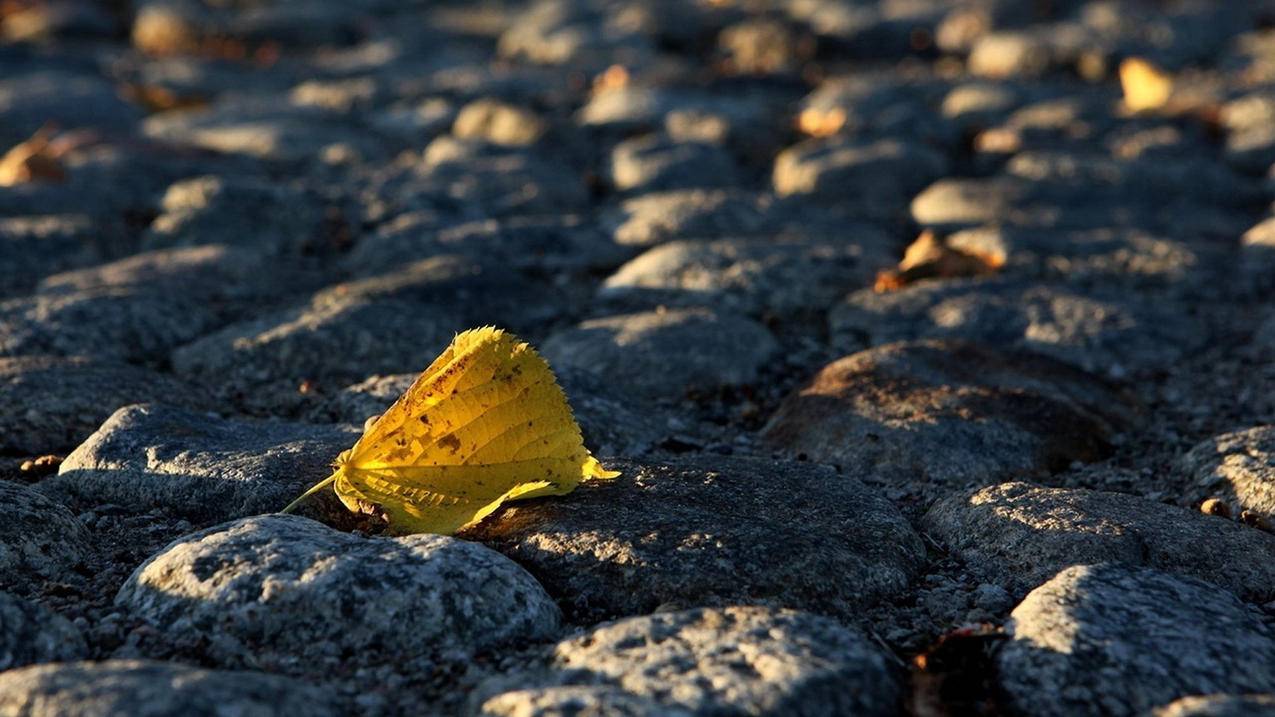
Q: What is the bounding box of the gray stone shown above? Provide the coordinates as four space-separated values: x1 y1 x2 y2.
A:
0 482 89 590
540 308 778 402
0 659 338 717
497 0 656 70
772 137 948 215
609 134 740 193
1178 426 1275 527
477 686 686 717
0 245 308 364
453 99 548 146
45 404 357 522
478 607 901 717
0 591 87 670
463 455 925 623
116 514 561 673
143 175 329 256
0 355 209 455
604 189 772 247
1004 151 1256 211
288 77 383 115
997 564 1275 717
911 158 1253 241
362 138 588 223
171 255 552 413
942 226 1219 293
910 177 1027 229
940 83 1022 128
968 32 1051 78
718 19 806 75
925 482 1275 602
830 277 1205 378
1222 92 1275 172
1154 694 1275 717
762 341 1132 489
0 71 142 148
600 234 893 317
142 97 384 164
0 215 100 299
795 74 956 146
343 214 631 276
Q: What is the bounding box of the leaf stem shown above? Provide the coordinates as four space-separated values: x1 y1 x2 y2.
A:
279 473 337 515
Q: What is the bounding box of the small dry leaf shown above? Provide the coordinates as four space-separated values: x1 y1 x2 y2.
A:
1120 57 1173 112
19 454 63 476
797 106 846 137
592 64 630 94
874 231 1003 292
0 128 66 187
284 327 617 535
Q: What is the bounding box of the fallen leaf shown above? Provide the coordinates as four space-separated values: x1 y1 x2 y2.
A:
797 106 846 137
283 327 618 535
1120 57 1173 112
874 230 1002 292
0 128 66 187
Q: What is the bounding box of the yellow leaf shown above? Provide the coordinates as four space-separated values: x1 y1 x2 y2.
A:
283 327 618 535
1120 57 1173 112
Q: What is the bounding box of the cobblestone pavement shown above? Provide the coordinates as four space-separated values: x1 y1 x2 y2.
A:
2 1 1275 715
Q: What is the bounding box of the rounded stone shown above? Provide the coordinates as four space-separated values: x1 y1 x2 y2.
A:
45 404 358 523
609 134 739 192
830 277 1205 378
480 607 902 717
476 686 687 717
463 455 925 623
761 340 1132 489
540 308 778 403
0 356 209 455
1178 426 1275 527
923 482 1275 602
605 189 771 247
599 234 893 317
453 99 547 146
115 514 562 673
997 564 1275 717
142 175 328 257
0 590 87 670
0 481 90 591
968 32 1051 78
772 137 948 214
0 659 338 717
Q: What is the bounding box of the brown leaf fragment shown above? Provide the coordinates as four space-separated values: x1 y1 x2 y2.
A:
874 230 1003 292
0 128 66 187
909 624 1007 717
